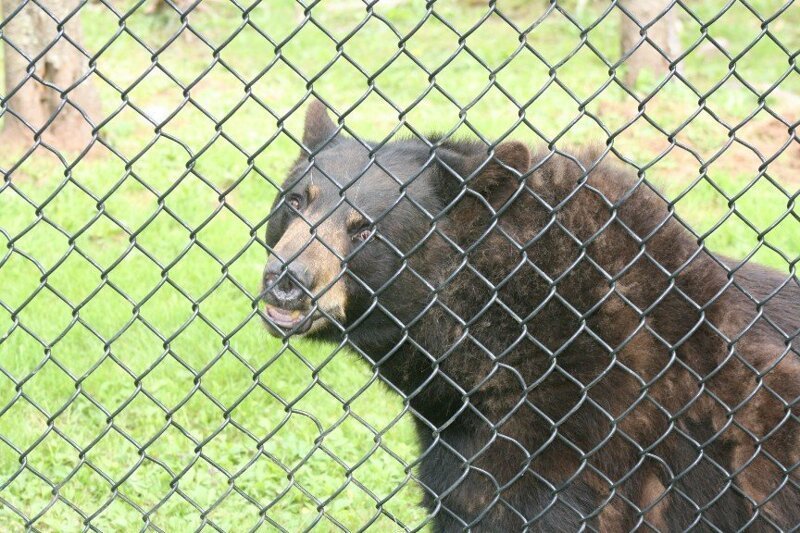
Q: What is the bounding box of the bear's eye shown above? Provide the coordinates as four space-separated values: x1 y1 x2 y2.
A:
286 193 303 212
351 224 372 243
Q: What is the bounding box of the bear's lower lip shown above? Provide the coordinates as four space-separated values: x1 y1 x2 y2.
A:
265 305 314 334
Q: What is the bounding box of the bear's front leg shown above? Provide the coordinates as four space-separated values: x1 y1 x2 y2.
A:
414 420 600 531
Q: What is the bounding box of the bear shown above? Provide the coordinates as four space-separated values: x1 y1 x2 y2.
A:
262 100 800 531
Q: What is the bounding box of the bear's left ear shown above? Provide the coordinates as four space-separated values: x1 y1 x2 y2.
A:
436 140 531 207
303 99 338 152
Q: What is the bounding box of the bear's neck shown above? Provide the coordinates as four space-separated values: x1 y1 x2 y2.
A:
347 148 745 434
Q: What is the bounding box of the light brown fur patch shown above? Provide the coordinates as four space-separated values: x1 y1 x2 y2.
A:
273 217 348 322
346 210 366 228
307 184 321 203
640 475 668 531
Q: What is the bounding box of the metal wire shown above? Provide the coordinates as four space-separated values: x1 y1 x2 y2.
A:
1 0 799 531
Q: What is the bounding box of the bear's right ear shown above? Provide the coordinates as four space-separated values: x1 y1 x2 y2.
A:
303 99 338 151
435 140 531 208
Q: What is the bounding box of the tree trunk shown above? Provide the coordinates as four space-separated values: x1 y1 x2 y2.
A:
145 0 195 14
619 0 682 88
1 0 101 152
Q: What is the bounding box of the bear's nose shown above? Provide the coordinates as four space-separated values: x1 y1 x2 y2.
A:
263 260 311 309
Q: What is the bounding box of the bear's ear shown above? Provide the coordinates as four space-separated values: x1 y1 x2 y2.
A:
493 141 531 176
436 140 531 207
303 99 338 151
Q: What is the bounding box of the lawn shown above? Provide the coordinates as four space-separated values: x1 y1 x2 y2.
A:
0 0 799 530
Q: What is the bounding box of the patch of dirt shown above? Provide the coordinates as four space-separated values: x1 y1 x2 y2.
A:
735 116 800 185
597 97 800 187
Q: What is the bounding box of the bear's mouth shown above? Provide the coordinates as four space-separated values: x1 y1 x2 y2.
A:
264 304 316 335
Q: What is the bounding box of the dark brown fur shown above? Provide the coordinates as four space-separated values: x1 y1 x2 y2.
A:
264 103 800 531
417 146 800 531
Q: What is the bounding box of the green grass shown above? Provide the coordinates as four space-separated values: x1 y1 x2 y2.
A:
1 0 799 530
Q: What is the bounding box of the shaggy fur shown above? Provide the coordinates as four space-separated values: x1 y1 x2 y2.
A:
263 102 800 531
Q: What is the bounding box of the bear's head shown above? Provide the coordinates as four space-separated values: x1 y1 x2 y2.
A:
262 100 530 340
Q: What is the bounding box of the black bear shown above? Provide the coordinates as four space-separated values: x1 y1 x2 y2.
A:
262 101 800 531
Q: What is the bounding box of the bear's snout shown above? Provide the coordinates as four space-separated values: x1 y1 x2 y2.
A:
262 259 315 334
264 260 310 308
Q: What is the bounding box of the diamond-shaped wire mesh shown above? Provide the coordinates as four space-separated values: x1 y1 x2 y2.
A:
0 0 798 530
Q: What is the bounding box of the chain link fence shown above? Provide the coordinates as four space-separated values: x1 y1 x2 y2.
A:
1 0 799 530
